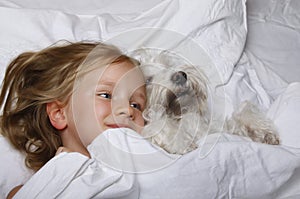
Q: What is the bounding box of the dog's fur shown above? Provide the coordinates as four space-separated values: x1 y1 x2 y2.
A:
134 50 280 154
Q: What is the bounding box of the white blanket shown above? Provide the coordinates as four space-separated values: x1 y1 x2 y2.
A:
14 123 300 198
1 0 300 198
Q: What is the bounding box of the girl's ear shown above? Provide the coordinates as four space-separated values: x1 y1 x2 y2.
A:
46 101 67 130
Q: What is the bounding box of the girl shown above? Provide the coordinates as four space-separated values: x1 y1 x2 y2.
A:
0 41 146 198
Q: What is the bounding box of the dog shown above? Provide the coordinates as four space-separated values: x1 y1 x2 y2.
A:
133 49 280 154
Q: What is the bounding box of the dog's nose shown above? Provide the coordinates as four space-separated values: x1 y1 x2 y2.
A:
171 71 187 85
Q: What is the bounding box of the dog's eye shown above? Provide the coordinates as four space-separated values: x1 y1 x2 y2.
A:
145 76 153 85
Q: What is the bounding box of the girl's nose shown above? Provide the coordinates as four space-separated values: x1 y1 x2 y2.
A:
113 99 134 119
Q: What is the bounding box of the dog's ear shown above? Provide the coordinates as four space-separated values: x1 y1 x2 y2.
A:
191 67 209 116
198 88 208 116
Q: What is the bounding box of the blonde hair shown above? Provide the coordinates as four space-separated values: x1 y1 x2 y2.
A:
0 41 138 171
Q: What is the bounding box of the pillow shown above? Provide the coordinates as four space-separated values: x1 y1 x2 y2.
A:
0 0 163 15
0 0 247 86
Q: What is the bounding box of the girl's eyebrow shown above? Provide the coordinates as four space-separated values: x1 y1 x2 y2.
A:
95 82 114 91
133 91 146 101
97 81 115 86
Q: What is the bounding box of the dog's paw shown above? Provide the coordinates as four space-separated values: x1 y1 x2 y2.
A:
163 141 198 155
181 142 198 154
263 133 280 145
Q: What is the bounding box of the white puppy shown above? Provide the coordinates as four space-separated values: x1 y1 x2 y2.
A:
133 49 280 154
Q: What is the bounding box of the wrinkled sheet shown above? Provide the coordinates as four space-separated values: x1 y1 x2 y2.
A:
1 0 300 198
245 0 300 84
14 125 300 198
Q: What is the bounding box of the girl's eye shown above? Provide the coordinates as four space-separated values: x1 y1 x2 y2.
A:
130 102 142 111
98 93 111 99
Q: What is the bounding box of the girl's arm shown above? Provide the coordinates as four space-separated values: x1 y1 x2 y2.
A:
7 185 23 199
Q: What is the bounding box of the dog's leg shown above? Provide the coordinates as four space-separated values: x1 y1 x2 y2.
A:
226 101 280 145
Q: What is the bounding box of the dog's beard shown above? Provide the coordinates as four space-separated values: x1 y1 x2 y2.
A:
166 89 202 117
145 70 208 120
145 88 205 124
166 91 181 116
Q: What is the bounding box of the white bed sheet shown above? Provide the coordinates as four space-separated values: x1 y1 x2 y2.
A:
14 128 300 199
0 0 300 198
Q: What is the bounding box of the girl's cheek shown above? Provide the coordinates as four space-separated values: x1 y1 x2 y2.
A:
95 100 111 113
136 113 146 127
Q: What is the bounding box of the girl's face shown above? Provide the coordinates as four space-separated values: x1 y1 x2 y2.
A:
66 61 146 147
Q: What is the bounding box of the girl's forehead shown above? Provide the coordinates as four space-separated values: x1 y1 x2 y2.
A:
75 61 145 92
100 62 144 82
101 62 146 93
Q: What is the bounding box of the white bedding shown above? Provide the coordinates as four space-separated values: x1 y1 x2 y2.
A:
12 128 300 199
0 0 300 198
